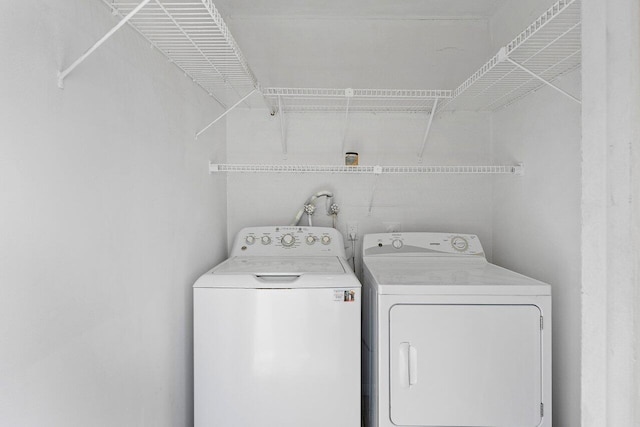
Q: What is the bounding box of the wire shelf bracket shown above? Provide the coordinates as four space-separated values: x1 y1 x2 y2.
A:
441 0 581 112
263 88 452 159
503 54 581 104
417 97 440 162
62 0 261 114
278 95 287 157
341 89 354 154
196 89 257 139
57 0 152 89
209 162 525 176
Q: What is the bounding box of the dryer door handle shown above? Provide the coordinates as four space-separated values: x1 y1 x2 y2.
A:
398 342 418 388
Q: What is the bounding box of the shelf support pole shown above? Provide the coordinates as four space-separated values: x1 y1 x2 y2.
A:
341 88 354 154
278 95 287 157
261 89 277 115
367 167 383 215
505 57 581 105
57 0 152 88
417 97 439 162
196 89 256 139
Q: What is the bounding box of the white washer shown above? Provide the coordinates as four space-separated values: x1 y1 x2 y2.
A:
194 226 361 427
362 232 551 427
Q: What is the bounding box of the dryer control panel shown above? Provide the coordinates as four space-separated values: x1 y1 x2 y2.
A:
363 232 485 257
231 226 346 258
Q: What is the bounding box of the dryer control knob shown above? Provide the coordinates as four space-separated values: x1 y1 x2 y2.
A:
306 236 316 245
321 235 331 245
261 236 271 245
245 235 256 245
281 234 295 247
392 239 403 249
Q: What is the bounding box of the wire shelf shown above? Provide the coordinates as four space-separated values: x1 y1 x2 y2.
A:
263 88 452 114
441 0 581 111
209 163 523 175
104 0 259 107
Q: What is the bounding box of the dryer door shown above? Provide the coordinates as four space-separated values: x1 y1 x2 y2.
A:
389 304 542 427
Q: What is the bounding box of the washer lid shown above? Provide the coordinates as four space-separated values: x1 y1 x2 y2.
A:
364 257 550 296
194 256 361 289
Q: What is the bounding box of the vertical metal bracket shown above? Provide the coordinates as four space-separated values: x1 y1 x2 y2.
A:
368 174 380 215
57 0 152 88
261 86 276 115
195 89 257 139
278 95 287 158
367 167 384 215
417 97 439 162
341 88 354 155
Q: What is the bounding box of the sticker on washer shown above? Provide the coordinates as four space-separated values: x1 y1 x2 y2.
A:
334 289 356 302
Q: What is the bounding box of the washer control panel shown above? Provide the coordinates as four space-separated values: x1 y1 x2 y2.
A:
363 232 485 257
231 226 345 257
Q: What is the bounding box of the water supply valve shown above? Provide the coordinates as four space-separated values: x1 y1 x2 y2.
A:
304 203 316 216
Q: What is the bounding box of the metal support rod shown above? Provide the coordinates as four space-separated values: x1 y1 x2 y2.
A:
417 97 439 160
278 95 287 156
57 0 152 88
341 92 352 154
196 89 256 139
505 57 581 104
368 175 380 215
262 89 276 115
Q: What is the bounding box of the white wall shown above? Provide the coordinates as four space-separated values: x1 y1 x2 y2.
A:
225 108 495 273
221 12 497 269
488 2 583 425
224 16 492 90
0 1 226 426
581 0 640 425
490 70 582 427
489 0 560 50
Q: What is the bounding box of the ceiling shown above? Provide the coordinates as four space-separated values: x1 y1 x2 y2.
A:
213 0 510 19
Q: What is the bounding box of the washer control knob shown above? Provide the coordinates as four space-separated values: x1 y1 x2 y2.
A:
281 234 295 247
451 236 469 252
306 236 316 245
321 235 331 245
392 239 403 249
261 236 271 245
245 235 256 245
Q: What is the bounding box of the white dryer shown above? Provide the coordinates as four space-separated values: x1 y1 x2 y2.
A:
194 226 361 427
362 232 551 427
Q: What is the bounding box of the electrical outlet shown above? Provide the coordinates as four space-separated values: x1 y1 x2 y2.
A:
347 222 358 239
384 222 402 233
